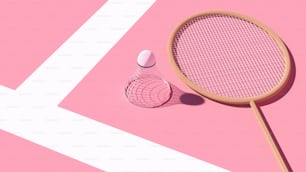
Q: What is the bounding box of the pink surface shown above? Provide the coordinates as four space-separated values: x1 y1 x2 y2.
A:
0 0 105 171
0 0 106 89
1 0 305 172
0 130 103 172
60 1 306 172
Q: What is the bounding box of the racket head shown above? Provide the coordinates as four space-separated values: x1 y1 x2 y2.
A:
168 11 291 105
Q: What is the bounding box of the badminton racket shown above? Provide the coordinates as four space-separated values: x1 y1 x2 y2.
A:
168 11 291 172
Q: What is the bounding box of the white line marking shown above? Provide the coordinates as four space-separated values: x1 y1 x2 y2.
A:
1 96 229 171
16 0 155 105
0 0 230 171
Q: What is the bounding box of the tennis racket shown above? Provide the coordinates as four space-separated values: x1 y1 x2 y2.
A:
168 11 291 172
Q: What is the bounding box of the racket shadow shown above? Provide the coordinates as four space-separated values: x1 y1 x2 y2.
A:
256 105 293 172
217 46 296 108
161 83 205 107
258 45 296 106
218 45 295 172
256 45 295 172
164 47 296 108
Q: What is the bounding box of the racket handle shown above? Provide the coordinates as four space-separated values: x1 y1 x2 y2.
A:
250 101 290 172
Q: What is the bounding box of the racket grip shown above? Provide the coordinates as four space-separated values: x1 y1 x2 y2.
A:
250 101 290 172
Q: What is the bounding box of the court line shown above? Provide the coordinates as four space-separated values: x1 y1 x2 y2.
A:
0 0 230 171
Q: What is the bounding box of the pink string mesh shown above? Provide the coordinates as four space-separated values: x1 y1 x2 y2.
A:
172 14 286 99
125 66 172 108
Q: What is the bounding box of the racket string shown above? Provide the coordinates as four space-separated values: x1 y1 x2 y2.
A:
234 18 275 96
212 16 255 97
172 14 286 99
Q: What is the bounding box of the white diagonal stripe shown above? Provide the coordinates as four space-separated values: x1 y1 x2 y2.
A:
16 0 155 105
0 91 229 172
0 0 230 171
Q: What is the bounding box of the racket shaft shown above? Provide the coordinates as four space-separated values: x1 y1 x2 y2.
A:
250 101 289 172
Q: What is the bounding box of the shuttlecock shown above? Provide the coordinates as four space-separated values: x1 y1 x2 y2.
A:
125 50 172 108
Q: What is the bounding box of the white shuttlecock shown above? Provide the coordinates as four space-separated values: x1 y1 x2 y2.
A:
125 50 172 108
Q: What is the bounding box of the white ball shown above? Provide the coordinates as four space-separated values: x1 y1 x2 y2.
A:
137 50 156 67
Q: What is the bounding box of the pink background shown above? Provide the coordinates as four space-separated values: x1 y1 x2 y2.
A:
0 0 106 171
1 0 306 172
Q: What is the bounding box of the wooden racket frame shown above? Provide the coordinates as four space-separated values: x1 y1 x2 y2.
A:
168 11 291 172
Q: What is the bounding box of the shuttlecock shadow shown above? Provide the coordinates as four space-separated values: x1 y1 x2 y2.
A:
161 83 205 107
124 74 204 108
